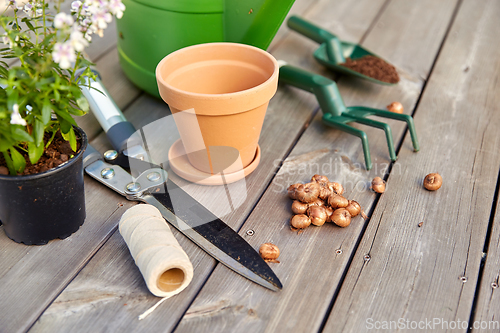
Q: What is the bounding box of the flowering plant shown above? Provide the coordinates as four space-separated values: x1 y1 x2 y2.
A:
0 0 125 175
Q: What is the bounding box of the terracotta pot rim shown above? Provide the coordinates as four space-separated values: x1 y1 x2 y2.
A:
0 127 87 181
155 42 279 101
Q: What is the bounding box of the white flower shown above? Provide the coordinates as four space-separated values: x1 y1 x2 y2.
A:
79 17 93 34
91 9 112 37
2 35 10 48
8 0 17 9
54 12 74 29
108 0 125 19
83 0 104 15
10 104 27 126
92 9 112 29
71 1 82 12
81 3 92 16
23 3 33 15
52 42 76 69
85 0 105 8
2 35 18 49
81 17 92 26
70 30 88 52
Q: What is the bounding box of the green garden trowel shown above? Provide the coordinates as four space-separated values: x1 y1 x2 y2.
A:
279 64 418 169
287 16 399 85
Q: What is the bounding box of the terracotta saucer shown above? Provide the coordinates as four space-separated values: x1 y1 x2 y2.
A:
167 139 261 185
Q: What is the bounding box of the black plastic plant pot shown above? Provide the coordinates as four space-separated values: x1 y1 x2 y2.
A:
0 128 88 245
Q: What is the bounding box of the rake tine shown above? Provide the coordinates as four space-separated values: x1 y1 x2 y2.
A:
342 113 397 162
347 107 420 152
322 114 372 170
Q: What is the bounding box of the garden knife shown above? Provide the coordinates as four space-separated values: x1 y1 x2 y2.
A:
80 74 282 292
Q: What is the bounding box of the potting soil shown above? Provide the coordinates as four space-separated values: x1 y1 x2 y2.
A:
0 131 82 175
340 55 399 83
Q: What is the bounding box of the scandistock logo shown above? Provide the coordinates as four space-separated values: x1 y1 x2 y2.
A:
124 110 248 229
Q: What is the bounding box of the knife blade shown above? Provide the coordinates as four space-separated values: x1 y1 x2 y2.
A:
80 73 282 291
142 183 282 291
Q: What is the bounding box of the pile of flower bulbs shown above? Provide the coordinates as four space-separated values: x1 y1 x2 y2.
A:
287 175 364 230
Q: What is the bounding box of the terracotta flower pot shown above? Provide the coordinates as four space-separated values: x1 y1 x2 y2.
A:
156 42 278 180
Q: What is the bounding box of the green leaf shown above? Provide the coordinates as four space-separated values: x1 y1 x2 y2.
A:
9 148 26 174
45 128 57 149
21 17 34 31
28 141 44 165
68 127 77 152
41 98 51 125
7 89 18 110
2 151 15 175
55 109 77 126
12 127 34 143
76 96 89 113
35 78 55 90
33 119 44 147
60 126 78 153
67 106 86 116
58 117 71 134
0 65 8 77
61 128 70 141
0 139 12 152
41 33 56 46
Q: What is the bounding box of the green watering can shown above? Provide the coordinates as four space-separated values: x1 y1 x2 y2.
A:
117 0 295 97
287 16 399 85
279 64 419 170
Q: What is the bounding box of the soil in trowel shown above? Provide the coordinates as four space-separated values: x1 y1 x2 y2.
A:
341 55 399 83
0 131 81 176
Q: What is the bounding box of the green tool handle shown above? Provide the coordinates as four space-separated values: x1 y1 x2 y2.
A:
287 16 346 64
279 65 346 116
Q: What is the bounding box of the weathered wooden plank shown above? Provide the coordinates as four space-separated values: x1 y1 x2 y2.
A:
472 194 500 330
472 192 500 332
173 0 460 332
322 0 500 332
27 0 400 332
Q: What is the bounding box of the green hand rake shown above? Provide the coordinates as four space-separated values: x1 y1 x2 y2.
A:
279 64 419 170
